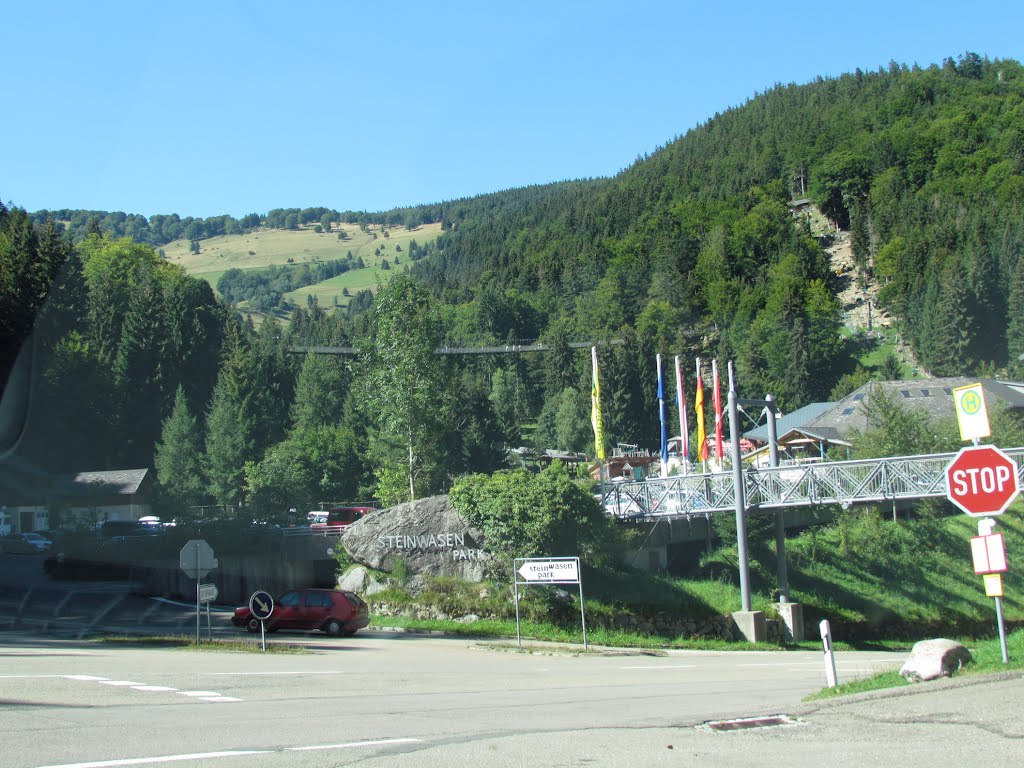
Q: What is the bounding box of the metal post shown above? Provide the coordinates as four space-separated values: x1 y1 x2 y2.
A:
767 394 789 603
995 597 1009 663
195 548 200 645
728 363 752 612
514 563 522 647
766 394 780 468
578 580 588 651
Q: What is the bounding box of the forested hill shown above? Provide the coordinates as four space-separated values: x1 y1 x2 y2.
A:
29 53 1024 412
414 53 1024 408
7 53 1024 515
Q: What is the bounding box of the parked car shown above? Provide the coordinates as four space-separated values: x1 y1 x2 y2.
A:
309 505 375 531
18 532 52 551
232 588 370 637
0 532 52 553
98 520 163 538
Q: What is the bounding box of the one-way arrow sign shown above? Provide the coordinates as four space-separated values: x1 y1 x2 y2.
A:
516 558 580 583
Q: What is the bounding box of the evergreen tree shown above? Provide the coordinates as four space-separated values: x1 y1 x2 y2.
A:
878 353 902 380
929 258 975 376
1007 255 1024 377
112 260 165 463
203 323 262 508
155 386 206 516
204 378 251 510
291 351 349 431
0 206 69 384
967 235 1005 366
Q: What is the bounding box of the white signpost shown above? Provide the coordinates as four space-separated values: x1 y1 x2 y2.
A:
196 583 218 640
513 557 587 649
970 519 1011 663
179 539 218 644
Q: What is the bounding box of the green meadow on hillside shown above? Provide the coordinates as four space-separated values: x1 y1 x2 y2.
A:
161 221 441 309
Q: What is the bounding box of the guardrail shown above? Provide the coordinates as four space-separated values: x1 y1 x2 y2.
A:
280 526 343 538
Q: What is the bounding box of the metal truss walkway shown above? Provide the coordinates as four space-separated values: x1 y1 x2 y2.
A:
289 339 623 356
599 446 1024 521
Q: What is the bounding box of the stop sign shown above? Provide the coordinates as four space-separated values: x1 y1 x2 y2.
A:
945 445 1020 517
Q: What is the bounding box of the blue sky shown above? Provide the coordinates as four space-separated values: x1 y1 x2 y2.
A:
4 1 1023 219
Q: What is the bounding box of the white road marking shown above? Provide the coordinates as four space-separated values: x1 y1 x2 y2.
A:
287 738 423 752
195 696 242 703
619 664 698 669
0 674 64 679
51 676 238 703
130 686 178 692
36 739 423 767
202 670 344 676
36 750 269 768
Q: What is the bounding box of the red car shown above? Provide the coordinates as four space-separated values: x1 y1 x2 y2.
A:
309 505 375 531
232 588 370 636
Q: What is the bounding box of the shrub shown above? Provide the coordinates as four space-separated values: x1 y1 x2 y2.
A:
449 462 613 565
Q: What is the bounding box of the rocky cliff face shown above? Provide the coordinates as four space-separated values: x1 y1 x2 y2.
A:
340 495 491 581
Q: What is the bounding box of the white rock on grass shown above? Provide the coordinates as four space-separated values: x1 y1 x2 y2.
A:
899 638 972 682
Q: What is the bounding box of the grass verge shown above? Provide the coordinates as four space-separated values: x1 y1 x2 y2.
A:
92 635 310 653
804 628 1024 701
369 615 861 652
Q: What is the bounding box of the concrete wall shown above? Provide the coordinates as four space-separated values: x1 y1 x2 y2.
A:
619 506 835 574
140 556 336 605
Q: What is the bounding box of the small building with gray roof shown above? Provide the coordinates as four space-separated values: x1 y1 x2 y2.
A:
743 377 1024 464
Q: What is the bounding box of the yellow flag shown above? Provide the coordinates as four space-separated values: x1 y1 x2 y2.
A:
695 358 707 462
591 346 605 460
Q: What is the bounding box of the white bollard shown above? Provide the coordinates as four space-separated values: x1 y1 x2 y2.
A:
820 619 838 688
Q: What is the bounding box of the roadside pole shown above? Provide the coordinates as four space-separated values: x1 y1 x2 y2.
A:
972 518 1010 663
727 364 751 612
179 539 217 646
195 547 200 643
820 619 838 687
995 593 1008 664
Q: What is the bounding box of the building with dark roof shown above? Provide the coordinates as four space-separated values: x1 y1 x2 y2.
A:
1 468 153 533
743 378 1024 464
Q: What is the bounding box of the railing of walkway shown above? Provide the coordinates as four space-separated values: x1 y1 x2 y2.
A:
599 446 1024 520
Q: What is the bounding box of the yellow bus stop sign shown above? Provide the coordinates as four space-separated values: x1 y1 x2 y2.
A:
953 383 990 443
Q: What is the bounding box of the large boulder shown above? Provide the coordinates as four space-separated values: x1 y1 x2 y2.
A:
336 565 389 596
341 495 491 581
899 638 973 682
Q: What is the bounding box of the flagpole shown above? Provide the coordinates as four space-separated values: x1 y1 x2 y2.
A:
712 359 724 471
657 354 668 478
675 355 688 476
